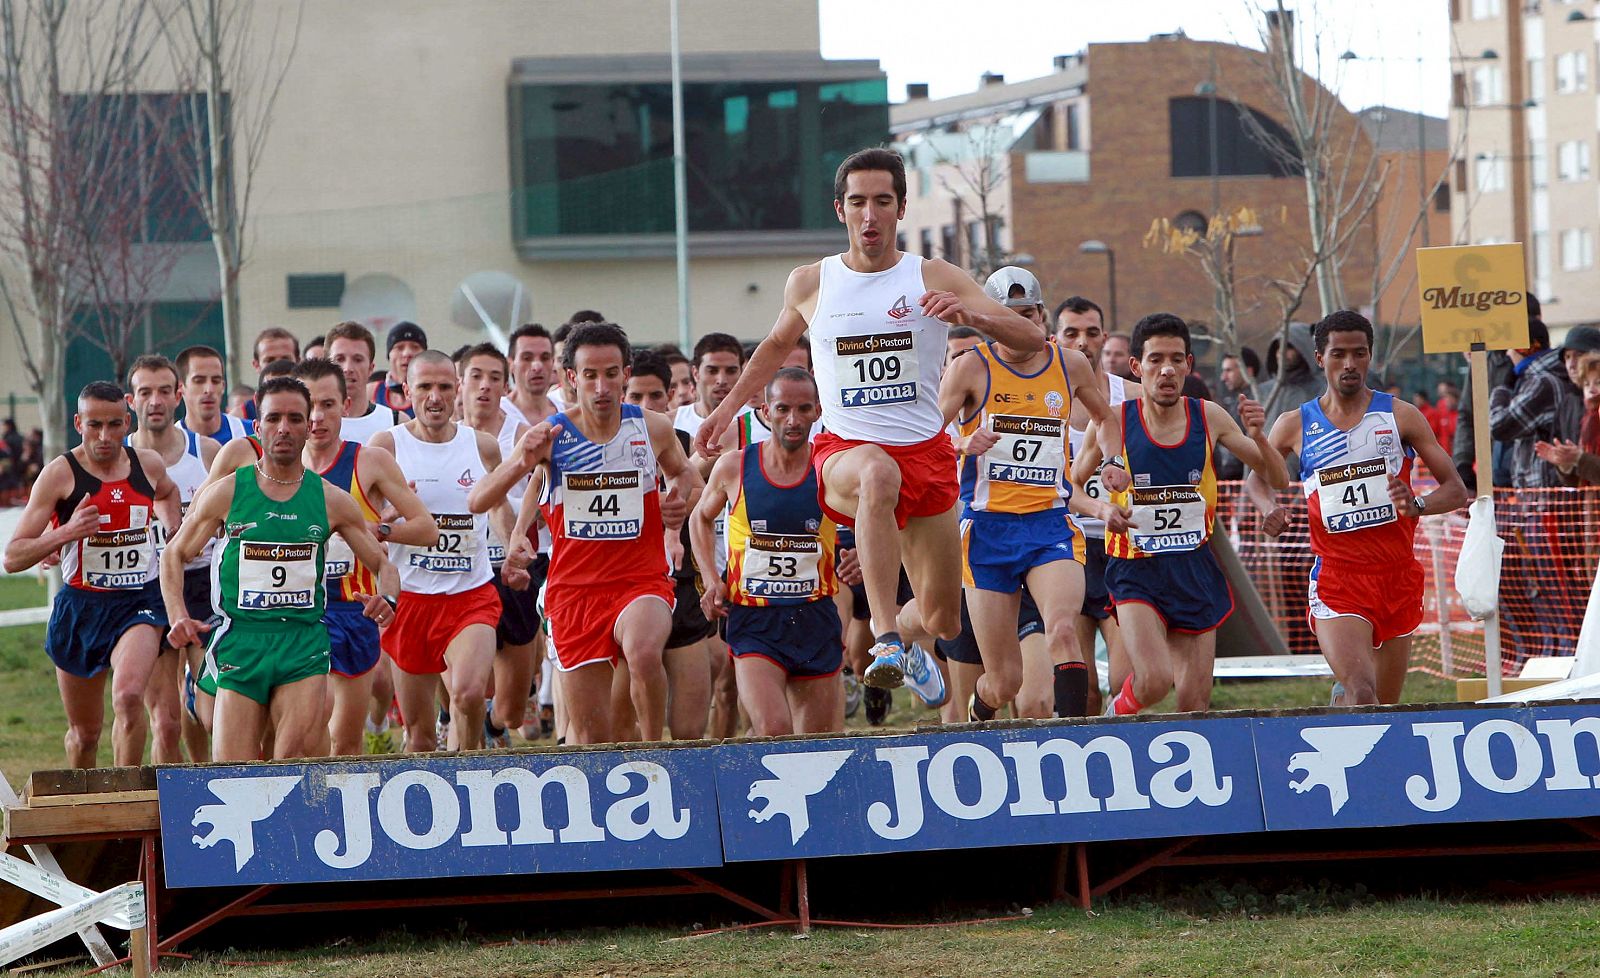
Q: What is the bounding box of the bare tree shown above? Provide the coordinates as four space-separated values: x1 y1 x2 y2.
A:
0 0 186 460
1144 205 1266 396
162 0 301 386
908 117 1014 278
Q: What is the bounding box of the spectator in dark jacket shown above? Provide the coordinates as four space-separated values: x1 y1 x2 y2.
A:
1489 319 1577 490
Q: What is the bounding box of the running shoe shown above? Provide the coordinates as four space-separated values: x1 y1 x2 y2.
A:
363 723 396 755
863 638 906 689
436 704 451 748
902 643 946 707
865 686 892 726
483 700 511 750
1329 681 1345 707
842 667 864 719
967 692 992 723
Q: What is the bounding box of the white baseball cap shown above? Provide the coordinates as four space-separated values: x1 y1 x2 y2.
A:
984 266 1043 308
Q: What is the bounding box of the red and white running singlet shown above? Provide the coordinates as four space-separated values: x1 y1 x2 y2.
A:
56 447 157 591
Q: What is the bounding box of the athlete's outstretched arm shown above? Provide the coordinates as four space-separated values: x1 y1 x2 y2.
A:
1209 398 1288 489
471 430 521 556
649 409 702 526
1062 348 1130 494
161 476 234 647
937 350 992 456
1246 412 1301 538
2 459 83 573
505 464 546 566
361 448 438 548
690 451 739 619
1393 401 1469 515
326 484 401 620
921 259 1045 353
467 420 560 514
693 264 816 457
1071 420 1104 488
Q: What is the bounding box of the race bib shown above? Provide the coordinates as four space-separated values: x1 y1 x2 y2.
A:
238 541 318 610
739 532 822 599
984 415 1066 488
1128 485 1207 554
324 532 355 579
1081 464 1106 502
410 514 477 573
1315 458 1396 533
83 528 151 589
563 471 645 540
486 524 506 565
835 332 918 408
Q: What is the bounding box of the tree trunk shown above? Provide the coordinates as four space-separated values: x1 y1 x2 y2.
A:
201 0 244 386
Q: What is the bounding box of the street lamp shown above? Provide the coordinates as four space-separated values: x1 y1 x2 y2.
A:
1079 240 1117 330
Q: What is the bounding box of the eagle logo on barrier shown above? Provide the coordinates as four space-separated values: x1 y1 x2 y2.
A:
747 750 852 844
1286 725 1390 816
191 776 302 872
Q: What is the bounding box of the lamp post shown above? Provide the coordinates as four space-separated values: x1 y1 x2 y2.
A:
1079 240 1117 330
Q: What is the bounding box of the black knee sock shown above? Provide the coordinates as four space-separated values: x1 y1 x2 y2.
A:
969 689 998 722
1054 661 1088 717
875 630 903 651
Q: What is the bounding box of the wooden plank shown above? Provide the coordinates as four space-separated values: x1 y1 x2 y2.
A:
26 790 157 809
27 767 155 798
3 801 159 841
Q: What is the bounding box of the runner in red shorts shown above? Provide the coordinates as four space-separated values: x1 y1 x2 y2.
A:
693 148 1045 689
1249 311 1467 705
493 322 701 744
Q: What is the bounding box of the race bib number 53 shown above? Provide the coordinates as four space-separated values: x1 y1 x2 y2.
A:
564 471 644 540
835 332 918 408
740 533 822 599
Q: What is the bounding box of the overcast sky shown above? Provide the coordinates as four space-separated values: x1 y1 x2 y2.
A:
817 0 1452 118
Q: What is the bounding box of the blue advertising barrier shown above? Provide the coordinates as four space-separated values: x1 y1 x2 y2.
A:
153 705 1600 888
157 747 723 888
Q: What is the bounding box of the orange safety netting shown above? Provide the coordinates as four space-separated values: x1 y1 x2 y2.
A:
1215 482 1600 678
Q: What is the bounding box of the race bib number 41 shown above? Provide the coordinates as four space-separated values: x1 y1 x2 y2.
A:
84 528 151 589
739 533 822 599
985 415 1066 487
1316 458 1396 533
836 332 918 408
239 541 317 610
564 471 645 540
1128 485 1207 554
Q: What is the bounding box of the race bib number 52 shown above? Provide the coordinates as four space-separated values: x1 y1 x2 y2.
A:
1128 485 1207 554
835 332 918 408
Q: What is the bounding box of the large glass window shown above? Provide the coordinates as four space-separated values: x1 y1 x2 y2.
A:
515 77 887 237
1168 97 1302 178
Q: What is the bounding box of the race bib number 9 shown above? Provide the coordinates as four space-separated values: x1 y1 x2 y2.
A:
563 471 644 540
239 541 317 610
985 415 1066 488
1128 485 1207 554
1315 458 1396 533
739 533 822 599
410 514 477 573
835 332 918 408
84 528 151 589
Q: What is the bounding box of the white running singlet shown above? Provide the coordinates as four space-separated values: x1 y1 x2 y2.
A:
341 404 403 445
809 253 946 445
388 423 492 594
1068 372 1128 540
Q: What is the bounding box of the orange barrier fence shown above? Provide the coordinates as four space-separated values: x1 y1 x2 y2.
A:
1216 483 1600 678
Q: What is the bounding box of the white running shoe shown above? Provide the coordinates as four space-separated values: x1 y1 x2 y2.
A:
903 643 947 707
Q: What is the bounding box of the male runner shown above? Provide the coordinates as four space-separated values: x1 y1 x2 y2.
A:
693 148 1043 690
370 350 519 752
371 321 426 417
290 358 437 754
176 345 253 445
939 270 1127 721
1076 314 1286 714
4 383 180 768
675 333 745 441
251 328 300 373
162 376 399 761
125 355 219 763
502 323 560 430
694 367 843 736
663 349 697 408
458 343 541 747
325 321 405 443
1056 295 1140 710
1101 333 1135 381
497 322 701 744
1248 310 1467 705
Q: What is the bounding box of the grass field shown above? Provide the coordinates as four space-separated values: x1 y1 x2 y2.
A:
3 577 1591 977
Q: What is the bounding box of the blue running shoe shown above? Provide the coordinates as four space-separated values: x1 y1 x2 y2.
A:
863 638 906 689
903 643 946 707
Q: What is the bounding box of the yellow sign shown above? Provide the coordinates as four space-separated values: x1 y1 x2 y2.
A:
1416 243 1531 353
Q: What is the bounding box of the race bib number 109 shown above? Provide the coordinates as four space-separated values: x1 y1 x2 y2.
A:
835 332 918 408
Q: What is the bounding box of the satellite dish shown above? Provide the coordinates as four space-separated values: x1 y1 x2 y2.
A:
339 274 416 335
451 271 528 351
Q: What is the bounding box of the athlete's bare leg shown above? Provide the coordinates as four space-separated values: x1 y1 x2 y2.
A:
328 671 378 756
665 639 711 739
211 689 267 762
268 674 330 759
1027 560 1089 716
968 587 1025 708
734 655 795 737
492 639 536 732
107 625 160 766
1168 630 1216 713
1114 604 1175 712
1317 617 1411 705
898 506 961 643
610 659 641 742
393 669 444 753
144 649 183 764
180 646 210 760
707 636 738 738
786 673 843 735
561 661 613 745
820 445 908 639
368 660 396 734
616 596 673 741
444 624 497 751
1016 632 1053 718
56 670 107 769
1375 636 1412 704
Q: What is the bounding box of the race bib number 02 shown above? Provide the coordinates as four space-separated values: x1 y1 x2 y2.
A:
1316 458 1396 533
410 514 477 573
238 541 317 610
835 332 918 408
84 528 151 589
1128 485 1207 554
563 471 645 540
985 415 1066 488
739 533 822 599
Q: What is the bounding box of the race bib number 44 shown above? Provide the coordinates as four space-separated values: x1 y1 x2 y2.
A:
836 332 918 407
84 528 151 589
411 514 477 573
564 471 645 540
239 541 317 610
985 415 1066 488
739 533 822 599
1316 458 1396 533
1128 485 1207 554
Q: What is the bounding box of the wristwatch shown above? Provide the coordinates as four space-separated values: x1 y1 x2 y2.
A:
1411 495 1427 516
376 522 393 541
381 594 398 610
